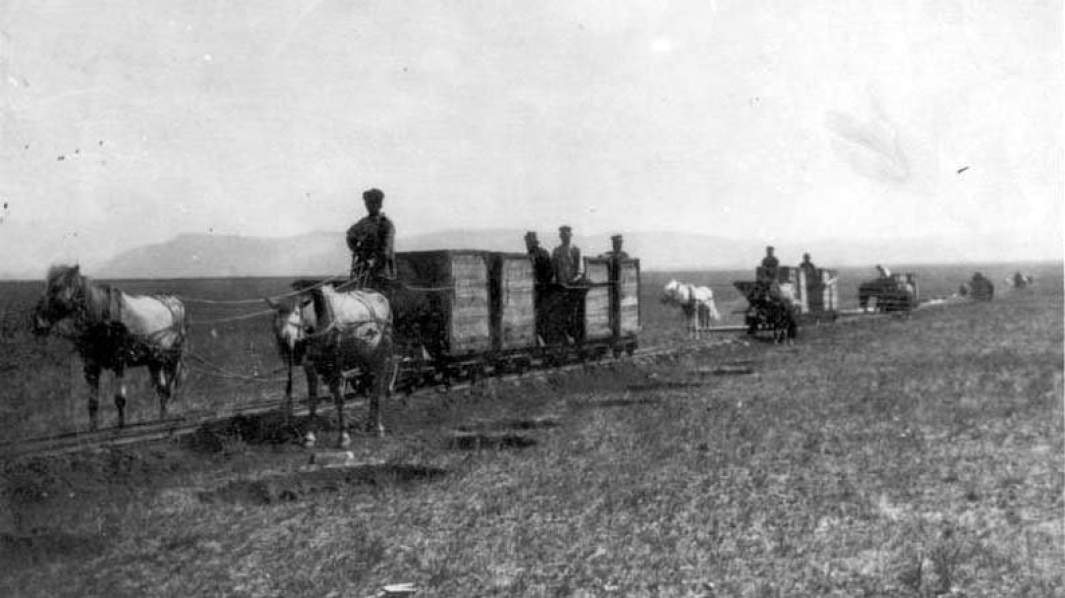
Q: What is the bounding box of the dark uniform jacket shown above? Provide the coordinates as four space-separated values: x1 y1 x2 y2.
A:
758 255 779 282
346 213 396 280
552 244 582 285
528 246 554 286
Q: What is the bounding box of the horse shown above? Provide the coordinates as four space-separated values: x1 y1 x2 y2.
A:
32 264 188 430
736 280 799 344
297 282 394 446
661 279 721 339
265 281 321 424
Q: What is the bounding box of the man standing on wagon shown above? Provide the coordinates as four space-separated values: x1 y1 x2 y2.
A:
346 188 396 290
552 225 583 286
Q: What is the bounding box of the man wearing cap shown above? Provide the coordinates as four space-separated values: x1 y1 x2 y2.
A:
346 188 396 287
524 231 554 287
598 234 630 260
799 252 818 284
758 246 779 283
552 225 583 285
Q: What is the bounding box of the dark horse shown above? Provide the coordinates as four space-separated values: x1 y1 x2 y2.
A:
269 281 394 446
32 265 188 429
734 281 798 343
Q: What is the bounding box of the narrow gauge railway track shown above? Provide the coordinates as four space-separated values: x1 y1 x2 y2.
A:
0 339 738 460
0 299 964 461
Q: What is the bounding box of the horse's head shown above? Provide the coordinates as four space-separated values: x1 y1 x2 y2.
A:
265 294 316 357
34 264 84 334
661 280 680 304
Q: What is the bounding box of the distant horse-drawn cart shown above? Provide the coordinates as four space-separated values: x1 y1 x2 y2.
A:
858 273 919 313
734 265 840 342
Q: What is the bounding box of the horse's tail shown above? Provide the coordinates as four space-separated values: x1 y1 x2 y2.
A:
707 300 721 322
168 296 190 389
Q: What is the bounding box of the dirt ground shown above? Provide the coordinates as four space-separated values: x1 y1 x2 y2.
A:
1 281 1062 597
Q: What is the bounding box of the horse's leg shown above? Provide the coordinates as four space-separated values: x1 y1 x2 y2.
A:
160 359 180 418
365 357 389 438
283 355 295 420
367 333 393 437
305 362 319 417
84 361 102 431
113 363 127 428
149 362 171 420
299 363 321 447
328 371 347 447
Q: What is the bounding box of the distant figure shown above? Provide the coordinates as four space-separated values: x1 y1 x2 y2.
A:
552 225 583 285
1007 271 1034 289
524 231 554 286
799 252 818 283
876 264 892 279
346 188 395 288
970 271 994 301
599 234 630 259
759 246 779 281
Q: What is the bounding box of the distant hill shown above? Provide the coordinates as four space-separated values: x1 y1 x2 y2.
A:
94 229 1056 279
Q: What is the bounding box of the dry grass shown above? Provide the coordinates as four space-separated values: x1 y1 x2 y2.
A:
1 264 1062 596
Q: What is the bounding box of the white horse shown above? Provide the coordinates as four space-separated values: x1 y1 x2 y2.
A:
661 279 721 339
270 282 394 447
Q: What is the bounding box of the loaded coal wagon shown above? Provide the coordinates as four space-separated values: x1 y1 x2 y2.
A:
390 249 641 390
858 272 919 312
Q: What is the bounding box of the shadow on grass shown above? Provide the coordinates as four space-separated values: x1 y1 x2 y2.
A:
447 432 538 451
181 412 335 453
199 463 446 506
0 530 108 567
454 417 560 433
571 397 664 410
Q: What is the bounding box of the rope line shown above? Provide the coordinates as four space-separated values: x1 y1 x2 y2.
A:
186 352 288 382
178 275 342 305
194 309 276 325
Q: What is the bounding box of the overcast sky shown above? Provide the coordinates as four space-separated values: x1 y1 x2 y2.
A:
1 0 1061 273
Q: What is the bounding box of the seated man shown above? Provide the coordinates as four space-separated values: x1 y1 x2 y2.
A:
758 246 779 282
346 188 396 290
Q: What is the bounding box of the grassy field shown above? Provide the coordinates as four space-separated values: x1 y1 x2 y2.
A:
0 261 1061 596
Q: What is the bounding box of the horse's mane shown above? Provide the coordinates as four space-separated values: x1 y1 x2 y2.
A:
47 263 79 282
291 278 325 291
45 264 89 294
